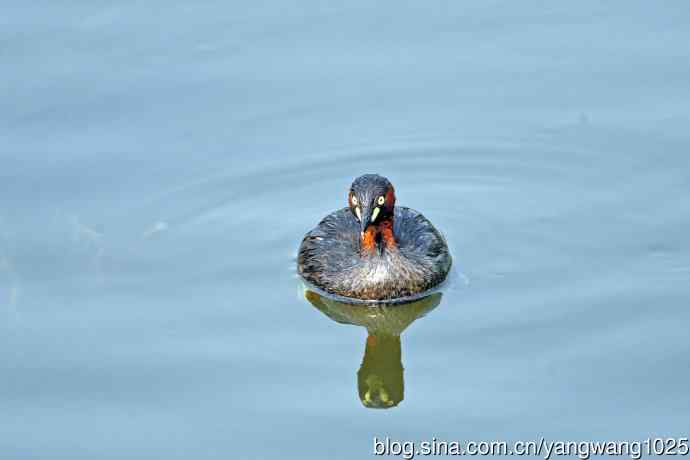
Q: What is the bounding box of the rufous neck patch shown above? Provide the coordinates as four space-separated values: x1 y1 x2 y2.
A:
360 219 397 254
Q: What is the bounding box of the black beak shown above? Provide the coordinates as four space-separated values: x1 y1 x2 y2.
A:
360 204 373 235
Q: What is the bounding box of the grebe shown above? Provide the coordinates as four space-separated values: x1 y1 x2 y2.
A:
298 174 452 301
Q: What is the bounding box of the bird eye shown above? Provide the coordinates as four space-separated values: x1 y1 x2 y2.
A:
377 196 385 206
351 195 358 206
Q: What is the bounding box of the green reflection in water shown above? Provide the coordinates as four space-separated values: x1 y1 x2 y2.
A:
304 289 442 409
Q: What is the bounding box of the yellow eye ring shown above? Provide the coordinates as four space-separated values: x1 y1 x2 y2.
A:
377 196 385 206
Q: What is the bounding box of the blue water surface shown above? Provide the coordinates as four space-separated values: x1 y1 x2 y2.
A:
2 2 689 459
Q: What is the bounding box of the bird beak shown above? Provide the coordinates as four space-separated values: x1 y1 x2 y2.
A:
360 214 371 236
360 205 381 235
360 204 373 235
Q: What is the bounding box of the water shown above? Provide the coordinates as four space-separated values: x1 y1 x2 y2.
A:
2 1 690 459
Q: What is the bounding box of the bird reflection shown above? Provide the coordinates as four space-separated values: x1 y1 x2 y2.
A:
303 289 442 409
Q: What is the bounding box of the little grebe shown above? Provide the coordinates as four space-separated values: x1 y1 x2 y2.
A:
298 174 452 301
